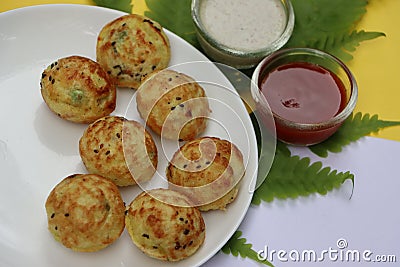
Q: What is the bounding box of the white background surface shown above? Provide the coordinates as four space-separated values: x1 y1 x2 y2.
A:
205 136 400 266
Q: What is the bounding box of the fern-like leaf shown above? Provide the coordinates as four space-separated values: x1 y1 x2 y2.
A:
221 231 274 267
144 0 199 48
309 112 400 157
286 0 384 62
93 0 132 13
308 30 384 62
290 0 368 34
252 147 354 205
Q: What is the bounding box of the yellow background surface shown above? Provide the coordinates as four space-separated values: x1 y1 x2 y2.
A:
1 0 399 141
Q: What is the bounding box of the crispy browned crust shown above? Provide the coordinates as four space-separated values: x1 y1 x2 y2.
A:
166 137 245 211
45 174 125 252
79 116 158 186
125 189 205 261
40 55 116 123
96 14 171 89
136 69 210 141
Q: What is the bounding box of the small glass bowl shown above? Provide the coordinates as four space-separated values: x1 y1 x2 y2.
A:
191 0 295 69
251 48 358 146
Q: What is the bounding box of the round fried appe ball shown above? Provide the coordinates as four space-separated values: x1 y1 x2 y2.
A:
40 55 116 123
45 174 125 252
79 116 158 186
125 189 205 261
166 137 245 211
96 14 171 89
136 69 210 141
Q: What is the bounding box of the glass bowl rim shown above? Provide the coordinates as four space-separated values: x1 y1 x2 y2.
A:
251 47 358 130
191 0 295 59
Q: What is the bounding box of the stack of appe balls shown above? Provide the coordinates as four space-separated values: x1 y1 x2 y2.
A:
42 12 246 264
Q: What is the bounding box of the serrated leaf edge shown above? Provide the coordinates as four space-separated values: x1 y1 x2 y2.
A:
309 112 400 157
252 150 355 205
222 231 274 267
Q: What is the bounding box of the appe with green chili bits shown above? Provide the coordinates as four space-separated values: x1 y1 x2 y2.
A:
96 14 171 89
40 55 116 123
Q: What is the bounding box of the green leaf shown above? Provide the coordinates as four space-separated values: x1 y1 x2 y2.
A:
222 231 274 267
276 140 291 156
93 0 132 13
286 0 385 61
252 146 354 205
144 0 200 49
309 112 400 157
289 0 368 36
293 30 384 62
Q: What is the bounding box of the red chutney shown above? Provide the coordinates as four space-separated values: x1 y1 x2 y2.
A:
260 62 347 145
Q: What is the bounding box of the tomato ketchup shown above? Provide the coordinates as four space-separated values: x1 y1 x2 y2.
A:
260 62 348 145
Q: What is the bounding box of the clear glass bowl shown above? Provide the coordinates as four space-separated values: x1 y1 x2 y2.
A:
191 0 295 69
251 48 358 146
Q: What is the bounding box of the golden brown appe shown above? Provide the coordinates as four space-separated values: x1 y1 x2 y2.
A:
40 55 116 123
79 116 158 186
166 137 245 211
45 174 125 252
125 189 205 261
136 69 210 141
96 14 171 89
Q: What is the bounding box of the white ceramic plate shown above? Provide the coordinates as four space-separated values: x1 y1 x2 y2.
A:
0 4 258 267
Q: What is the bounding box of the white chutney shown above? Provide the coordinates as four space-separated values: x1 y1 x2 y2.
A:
199 0 286 51
191 0 294 69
